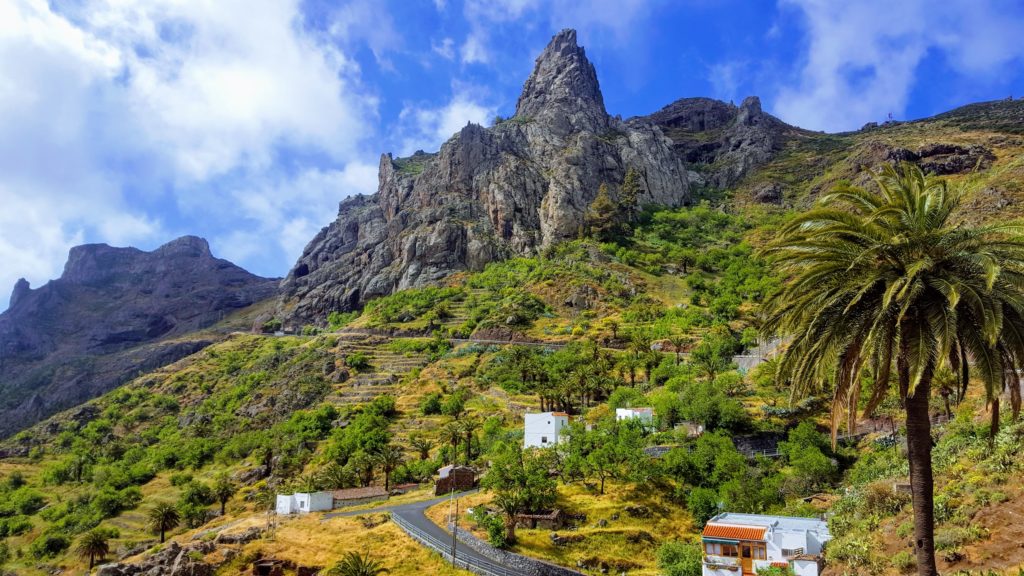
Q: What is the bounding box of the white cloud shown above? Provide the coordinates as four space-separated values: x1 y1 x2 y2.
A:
432 37 455 60
329 0 403 68
0 0 381 306
774 0 1024 132
396 89 497 155
216 163 378 268
458 0 651 65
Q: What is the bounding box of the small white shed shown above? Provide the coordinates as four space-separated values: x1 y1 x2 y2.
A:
275 491 334 515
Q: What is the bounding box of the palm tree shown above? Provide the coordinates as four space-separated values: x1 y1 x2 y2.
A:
212 473 236 516
668 334 688 366
76 529 110 571
374 444 405 491
408 434 433 461
439 421 462 465
326 551 389 576
318 462 355 489
459 417 481 463
147 502 180 543
762 162 1024 576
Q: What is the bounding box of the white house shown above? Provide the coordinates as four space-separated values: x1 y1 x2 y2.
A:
701 513 832 576
615 407 654 428
275 491 334 515
523 412 570 448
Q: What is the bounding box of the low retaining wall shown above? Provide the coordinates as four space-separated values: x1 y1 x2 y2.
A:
449 525 584 576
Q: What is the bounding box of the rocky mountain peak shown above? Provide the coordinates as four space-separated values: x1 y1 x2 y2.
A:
154 235 212 258
515 28 606 132
9 278 29 309
279 29 691 323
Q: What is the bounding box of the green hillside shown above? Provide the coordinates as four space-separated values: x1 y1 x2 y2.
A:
3 101 1024 576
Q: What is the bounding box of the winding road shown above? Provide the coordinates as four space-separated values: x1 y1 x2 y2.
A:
324 491 518 574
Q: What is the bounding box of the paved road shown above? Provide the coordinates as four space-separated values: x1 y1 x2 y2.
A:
324 491 510 573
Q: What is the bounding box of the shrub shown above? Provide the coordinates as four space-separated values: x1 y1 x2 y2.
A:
420 393 443 415
30 533 70 559
471 507 508 548
863 481 909 516
657 540 702 576
169 472 194 487
896 521 913 539
345 351 371 372
891 550 915 572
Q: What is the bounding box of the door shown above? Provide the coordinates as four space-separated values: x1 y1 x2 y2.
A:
740 542 754 575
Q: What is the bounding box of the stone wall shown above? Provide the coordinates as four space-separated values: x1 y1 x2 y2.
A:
450 525 584 576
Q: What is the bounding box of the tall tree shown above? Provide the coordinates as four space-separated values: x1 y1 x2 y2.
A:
374 444 405 491
762 162 1024 576
619 167 642 223
481 443 557 543
459 417 481 464
212 473 236 516
439 421 462 466
586 183 619 241
147 502 180 543
75 529 110 571
408 434 434 461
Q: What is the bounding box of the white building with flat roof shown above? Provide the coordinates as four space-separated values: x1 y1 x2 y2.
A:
523 412 570 449
275 491 334 515
615 407 654 428
701 513 832 576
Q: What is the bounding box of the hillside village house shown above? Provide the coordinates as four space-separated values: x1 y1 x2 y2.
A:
435 465 476 495
615 407 654 428
523 412 570 448
275 491 333 515
701 513 832 576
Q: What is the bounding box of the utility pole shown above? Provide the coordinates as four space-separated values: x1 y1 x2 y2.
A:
451 494 459 566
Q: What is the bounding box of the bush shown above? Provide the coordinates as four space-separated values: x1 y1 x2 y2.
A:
891 550 915 572
686 487 719 528
169 472 194 487
471 507 508 548
863 481 909 516
657 540 703 576
346 351 371 372
29 533 70 559
10 487 45 515
420 393 443 415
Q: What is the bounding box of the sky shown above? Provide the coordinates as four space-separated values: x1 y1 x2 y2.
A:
2 0 1024 309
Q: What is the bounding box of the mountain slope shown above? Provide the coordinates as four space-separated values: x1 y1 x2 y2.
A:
0 236 279 437
278 29 692 324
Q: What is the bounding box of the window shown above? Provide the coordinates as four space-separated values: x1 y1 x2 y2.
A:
782 548 804 557
754 544 767 560
541 436 548 443
703 543 739 557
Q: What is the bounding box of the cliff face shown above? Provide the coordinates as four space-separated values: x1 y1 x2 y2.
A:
641 96 803 189
280 29 692 323
0 236 278 437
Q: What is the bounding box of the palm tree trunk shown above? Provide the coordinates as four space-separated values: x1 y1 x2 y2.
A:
990 396 1000 447
220 501 226 516
905 378 939 576
160 529 166 543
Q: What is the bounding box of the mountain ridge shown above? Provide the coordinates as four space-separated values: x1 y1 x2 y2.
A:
0 235 279 437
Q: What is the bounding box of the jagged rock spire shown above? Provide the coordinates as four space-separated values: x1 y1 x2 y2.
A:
515 29 606 132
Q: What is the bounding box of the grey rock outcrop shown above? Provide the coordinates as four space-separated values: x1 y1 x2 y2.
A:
280 29 691 323
0 236 279 437
641 95 801 188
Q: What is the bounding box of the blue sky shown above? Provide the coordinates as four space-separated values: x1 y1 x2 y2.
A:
2 0 1024 309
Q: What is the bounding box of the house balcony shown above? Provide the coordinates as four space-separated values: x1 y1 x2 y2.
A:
703 555 740 571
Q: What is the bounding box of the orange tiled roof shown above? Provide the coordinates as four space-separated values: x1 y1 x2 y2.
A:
551 412 569 416
702 523 767 541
